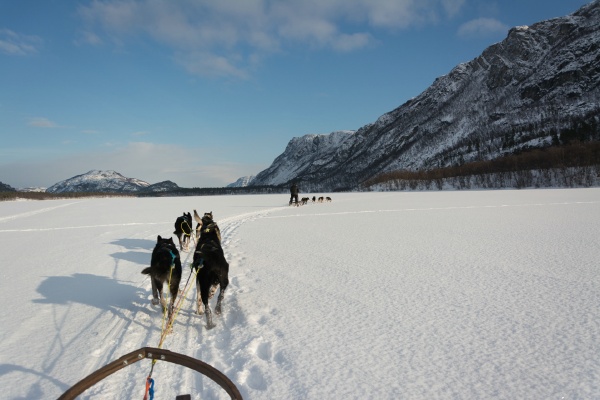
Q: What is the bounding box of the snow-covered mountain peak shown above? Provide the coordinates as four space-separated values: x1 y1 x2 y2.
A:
46 170 151 194
250 130 356 188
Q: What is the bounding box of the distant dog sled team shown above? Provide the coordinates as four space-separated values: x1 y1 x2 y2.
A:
289 182 332 206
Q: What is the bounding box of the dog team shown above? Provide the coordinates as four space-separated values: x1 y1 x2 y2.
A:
142 191 332 328
289 181 332 206
141 209 229 330
291 195 333 206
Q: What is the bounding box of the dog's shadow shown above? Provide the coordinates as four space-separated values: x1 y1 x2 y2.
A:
109 238 156 266
33 273 143 312
110 238 155 250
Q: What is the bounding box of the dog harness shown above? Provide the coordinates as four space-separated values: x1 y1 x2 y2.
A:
202 222 222 242
168 249 177 266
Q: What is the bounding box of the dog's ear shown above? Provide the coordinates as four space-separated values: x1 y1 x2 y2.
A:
194 210 202 224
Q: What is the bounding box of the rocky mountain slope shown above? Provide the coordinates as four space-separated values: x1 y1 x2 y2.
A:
252 131 355 187
250 0 600 191
227 176 256 188
143 180 180 193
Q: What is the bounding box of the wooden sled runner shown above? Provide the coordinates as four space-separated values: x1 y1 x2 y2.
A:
58 347 243 400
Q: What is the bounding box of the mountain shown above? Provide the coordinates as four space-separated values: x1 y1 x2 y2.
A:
46 170 151 194
250 0 600 191
0 181 16 192
227 176 256 188
141 180 180 193
251 131 355 188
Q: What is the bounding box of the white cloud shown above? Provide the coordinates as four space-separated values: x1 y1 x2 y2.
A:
332 32 373 52
175 51 249 79
0 29 42 55
78 0 466 77
457 17 509 38
28 117 60 128
441 0 466 17
76 31 104 46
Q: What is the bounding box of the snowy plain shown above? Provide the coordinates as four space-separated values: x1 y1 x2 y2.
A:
0 189 599 399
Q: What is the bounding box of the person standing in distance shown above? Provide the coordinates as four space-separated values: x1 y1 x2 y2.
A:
289 182 299 206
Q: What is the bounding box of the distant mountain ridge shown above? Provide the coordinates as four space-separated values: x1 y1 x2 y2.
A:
227 176 256 188
0 181 16 192
144 180 180 192
46 170 151 194
249 0 600 191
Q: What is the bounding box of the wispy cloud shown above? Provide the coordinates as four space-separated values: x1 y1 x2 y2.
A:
75 31 104 46
78 0 466 78
0 29 42 55
457 17 509 38
175 51 250 79
28 117 60 128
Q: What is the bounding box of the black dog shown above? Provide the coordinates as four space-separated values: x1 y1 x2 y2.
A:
174 212 193 251
192 211 229 329
142 236 182 320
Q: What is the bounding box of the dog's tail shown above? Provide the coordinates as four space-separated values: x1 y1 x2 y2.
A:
193 209 203 225
141 267 152 275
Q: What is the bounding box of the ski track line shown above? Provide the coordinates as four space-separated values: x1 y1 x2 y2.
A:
262 200 600 219
0 201 80 223
0 221 171 233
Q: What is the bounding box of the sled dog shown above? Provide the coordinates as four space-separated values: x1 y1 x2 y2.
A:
174 212 193 251
141 236 182 319
192 211 229 329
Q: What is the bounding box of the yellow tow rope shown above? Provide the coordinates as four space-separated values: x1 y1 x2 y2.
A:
144 261 199 399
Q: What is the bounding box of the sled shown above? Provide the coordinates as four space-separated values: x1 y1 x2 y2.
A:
58 346 242 399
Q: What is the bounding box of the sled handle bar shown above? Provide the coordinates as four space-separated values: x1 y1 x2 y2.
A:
58 346 243 400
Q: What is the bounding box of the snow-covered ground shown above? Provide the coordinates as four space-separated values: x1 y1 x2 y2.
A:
1 189 599 399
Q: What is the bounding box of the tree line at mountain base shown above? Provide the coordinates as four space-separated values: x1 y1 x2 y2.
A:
362 141 600 191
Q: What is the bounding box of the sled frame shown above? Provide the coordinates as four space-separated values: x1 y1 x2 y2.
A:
58 346 242 400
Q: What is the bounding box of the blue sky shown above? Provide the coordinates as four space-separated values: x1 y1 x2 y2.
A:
0 0 591 189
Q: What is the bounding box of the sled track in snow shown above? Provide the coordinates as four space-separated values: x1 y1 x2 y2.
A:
172 207 290 397
260 200 600 219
